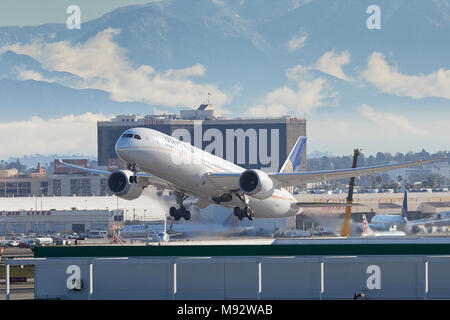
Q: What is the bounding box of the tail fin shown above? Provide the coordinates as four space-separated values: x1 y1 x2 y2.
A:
361 214 373 235
280 136 307 174
401 191 408 222
280 136 306 195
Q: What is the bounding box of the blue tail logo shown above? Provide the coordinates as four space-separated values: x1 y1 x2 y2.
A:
280 136 307 174
280 136 306 194
402 191 408 222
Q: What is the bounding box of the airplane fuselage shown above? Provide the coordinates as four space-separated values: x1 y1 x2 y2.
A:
115 128 300 218
370 214 406 231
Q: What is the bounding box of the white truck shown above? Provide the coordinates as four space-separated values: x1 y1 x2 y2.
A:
35 237 54 246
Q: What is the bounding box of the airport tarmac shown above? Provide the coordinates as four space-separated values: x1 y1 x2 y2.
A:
0 281 34 300
0 248 34 300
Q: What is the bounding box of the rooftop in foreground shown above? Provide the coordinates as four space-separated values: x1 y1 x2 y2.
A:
33 236 450 258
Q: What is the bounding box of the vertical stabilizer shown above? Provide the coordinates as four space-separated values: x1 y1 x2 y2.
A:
361 214 373 236
280 136 306 194
280 136 307 174
401 191 408 222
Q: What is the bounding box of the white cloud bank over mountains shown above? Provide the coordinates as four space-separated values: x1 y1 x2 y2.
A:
0 113 109 159
0 23 449 157
246 47 450 119
0 28 230 113
308 105 448 155
246 50 347 117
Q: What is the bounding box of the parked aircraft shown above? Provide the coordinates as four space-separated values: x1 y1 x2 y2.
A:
119 216 173 242
369 191 450 233
59 128 442 222
361 214 406 237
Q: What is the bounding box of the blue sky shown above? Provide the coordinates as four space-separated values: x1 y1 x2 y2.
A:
0 0 448 159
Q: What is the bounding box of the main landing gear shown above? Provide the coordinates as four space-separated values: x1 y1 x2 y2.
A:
169 192 191 221
233 206 255 221
170 206 191 221
233 192 255 221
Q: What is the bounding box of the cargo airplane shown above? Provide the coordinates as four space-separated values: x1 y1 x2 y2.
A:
59 128 442 222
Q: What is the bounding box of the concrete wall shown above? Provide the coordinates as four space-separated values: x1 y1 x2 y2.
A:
22 254 450 300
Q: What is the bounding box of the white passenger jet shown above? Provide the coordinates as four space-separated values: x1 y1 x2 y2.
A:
59 128 442 222
361 214 406 237
119 218 173 242
369 191 450 233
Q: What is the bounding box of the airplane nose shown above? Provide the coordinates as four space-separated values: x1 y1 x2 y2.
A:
115 138 129 160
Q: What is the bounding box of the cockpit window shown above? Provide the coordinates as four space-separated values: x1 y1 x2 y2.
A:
134 135 142 140
122 133 134 138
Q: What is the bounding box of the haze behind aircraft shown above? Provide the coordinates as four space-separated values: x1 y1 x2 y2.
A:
59 128 443 222
369 191 450 233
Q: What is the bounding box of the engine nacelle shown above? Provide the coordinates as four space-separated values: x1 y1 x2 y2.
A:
238 169 274 200
107 170 143 200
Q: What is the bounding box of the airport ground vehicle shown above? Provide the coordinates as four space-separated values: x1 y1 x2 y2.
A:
35 237 54 245
88 230 108 239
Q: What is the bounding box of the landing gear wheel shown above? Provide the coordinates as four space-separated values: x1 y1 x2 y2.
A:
173 191 191 220
233 206 254 221
233 206 244 220
170 206 191 221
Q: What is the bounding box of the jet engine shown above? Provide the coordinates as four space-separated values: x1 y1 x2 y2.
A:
238 169 274 199
107 170 144 200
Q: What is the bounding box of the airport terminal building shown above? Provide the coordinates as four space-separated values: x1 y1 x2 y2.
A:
97 105 307 173
0 209 122 235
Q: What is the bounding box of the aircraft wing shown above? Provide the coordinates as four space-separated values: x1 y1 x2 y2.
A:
407 218 450 227
57 159 172 189
271 158 443 188
293 202 364 208
206 158 444 190
57 159 150 177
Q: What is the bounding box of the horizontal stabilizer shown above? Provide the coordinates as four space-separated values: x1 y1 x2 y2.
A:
293 202 364 208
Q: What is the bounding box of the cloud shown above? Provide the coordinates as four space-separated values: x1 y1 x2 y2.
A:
0 28 230 113
358 104 424 135
211 0 226 7
0 113 110 159
314 50 350 80
362 52 450 100
287 34 307 51
246 49 353 117
307 111 448 156
16 68 49 82
247 67 336 117
246 103 290 117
